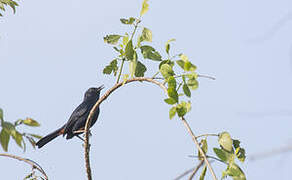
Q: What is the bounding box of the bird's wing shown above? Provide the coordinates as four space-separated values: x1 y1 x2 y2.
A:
63 102 90 134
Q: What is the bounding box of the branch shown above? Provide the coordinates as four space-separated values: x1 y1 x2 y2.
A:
189 160 204 180
0 153 48 180
181 117 217 180
84 77 167 180
173 160 204 180
83 77 216 180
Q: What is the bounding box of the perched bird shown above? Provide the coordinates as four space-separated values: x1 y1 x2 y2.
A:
36 86 104 148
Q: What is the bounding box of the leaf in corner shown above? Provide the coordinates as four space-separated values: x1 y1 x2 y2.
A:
0 108 3 121
0 128 10 151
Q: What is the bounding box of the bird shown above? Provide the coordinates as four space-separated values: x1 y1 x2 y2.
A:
36 86 104 148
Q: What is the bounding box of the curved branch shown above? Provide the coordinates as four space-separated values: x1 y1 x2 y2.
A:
0 153 48 180
83 77 216 180
84 77 167 180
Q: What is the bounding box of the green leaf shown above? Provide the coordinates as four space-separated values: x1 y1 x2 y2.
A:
199 164 207 180
0 108 3 122
167 87 178 103
169 106 177 119
2 121 15 132
198 139 208 160
159 64 175 79
165 38 175 55
164 98 177 105
120 17 135 25
184 61 197 71
167 76 176 89
186 101 191 112
159 60 174 69
176 102 189 117
140 0 149 17
140 45 162 61
235 147 246 162
176 60 185 69
135 61 147 77
28 134 42 139
11 130 23 148
125 40 135 60
123 34 129 46
103 59 118 76
22 118 40 127
187 78 199 90
180 54 189 62
183 84 191 97
225 162 246 180
103 35 122 45
219 132 233 152
233 139 241 149
141 27 152 42
213 148 233 163
129 51 138 78
0 128 10 151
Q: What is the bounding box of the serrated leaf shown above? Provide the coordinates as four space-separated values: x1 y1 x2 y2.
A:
0 128 10 151
22 118 40 127
213 148 233 163
103 35 122 45
164 98 177 105
167 87 178 103
169 106 176 119
140 45 162 61
125 40 135 60
135 61 147 77
167 76 176 89
199 164 207 180
165 38 175 55
183 84 191 97
140 0 149 17
219 132 233 152
159 64 175 79
120 17 135 25
141 27 152 42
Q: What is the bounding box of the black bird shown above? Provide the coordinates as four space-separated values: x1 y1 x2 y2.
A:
36 86 104 148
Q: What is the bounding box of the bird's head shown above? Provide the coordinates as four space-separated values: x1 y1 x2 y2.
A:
84 85 104 101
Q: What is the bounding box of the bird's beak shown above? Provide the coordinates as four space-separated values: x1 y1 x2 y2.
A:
97 85 105 91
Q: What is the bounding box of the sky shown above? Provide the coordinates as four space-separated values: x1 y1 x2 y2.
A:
1 0 292 179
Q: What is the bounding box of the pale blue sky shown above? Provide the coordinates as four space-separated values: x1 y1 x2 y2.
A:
1 0 292 179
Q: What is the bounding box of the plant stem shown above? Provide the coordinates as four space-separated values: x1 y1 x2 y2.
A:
196 133 219 139
116 59 125 84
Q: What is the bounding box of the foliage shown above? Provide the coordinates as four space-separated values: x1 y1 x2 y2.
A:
0 0 19 17
0 108 42 152
102 1 246 179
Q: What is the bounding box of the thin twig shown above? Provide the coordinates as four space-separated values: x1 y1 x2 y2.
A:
154 74 216 81
196 133 219 139
189 155 227 165
189 160 205 180
181 117 217 180
173 160 204 180
0 153 48 180
116 59 125 84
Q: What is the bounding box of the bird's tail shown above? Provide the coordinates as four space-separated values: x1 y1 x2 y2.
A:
36 126 65 148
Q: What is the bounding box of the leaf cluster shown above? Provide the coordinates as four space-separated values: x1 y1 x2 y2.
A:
0 108 42 152
0 0 18 17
